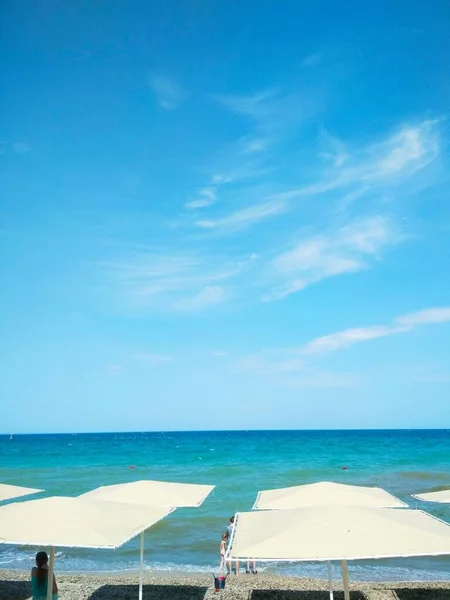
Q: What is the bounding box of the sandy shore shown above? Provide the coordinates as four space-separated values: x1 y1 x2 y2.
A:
1 569 449 600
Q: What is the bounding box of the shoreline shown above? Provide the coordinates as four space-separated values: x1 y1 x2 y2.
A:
2 566 450 583
2 565 450 582
1 568 450 599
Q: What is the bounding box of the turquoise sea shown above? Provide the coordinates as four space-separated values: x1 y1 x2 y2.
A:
1 430 449 581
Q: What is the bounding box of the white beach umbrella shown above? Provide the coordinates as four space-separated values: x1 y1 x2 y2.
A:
226 506 450 600
80 479 215 507
253 481 408 510
252 481 407 598
80 479 214 598
0 483 43 502
0 496 173 600
413 489 450 503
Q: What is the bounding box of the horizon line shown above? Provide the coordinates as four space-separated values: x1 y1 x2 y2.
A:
2 427 449 436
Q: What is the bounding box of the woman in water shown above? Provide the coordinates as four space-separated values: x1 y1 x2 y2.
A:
31 551 58 599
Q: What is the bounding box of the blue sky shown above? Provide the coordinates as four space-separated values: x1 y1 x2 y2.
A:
1 1 449 433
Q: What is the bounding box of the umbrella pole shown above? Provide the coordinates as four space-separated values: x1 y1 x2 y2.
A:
47 546 55 600
327 561 334 600
341 559 350 600
139 531 144 600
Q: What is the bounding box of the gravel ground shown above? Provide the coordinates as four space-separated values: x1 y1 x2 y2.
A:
1 569 449 600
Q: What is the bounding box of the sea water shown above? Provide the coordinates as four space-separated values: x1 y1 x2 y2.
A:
0 430 449 581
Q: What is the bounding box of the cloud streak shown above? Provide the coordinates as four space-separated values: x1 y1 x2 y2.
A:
187 118 441 239
185 186 218 210
303 306 450 355
148 75 185 110
216 89 319 138
173 286 225 311
196 199 287 232
99 249 258 312
11 142 31 157
264 215 399 300
232 306 450 388
232 350 359 388
302 52 323 67
273 119 441 204
95 109 443 314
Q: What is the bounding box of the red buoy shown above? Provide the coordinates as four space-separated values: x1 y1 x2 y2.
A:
342 466 348 470
130 465 135 469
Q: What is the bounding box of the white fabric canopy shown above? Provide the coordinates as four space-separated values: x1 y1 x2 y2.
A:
0 483 42 502
0 495 173 548
253 481 407 509
227 505 450 562
79 480 213 600
413 489 450 503
80 479 214 507
0 496 174 600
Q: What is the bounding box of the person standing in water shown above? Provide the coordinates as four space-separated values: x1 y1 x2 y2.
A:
226 515 239 575
31 551 58 600
246 559 257 574
219 532 227 570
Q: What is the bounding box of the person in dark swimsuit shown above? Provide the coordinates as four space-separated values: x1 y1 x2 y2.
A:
31 551 58 600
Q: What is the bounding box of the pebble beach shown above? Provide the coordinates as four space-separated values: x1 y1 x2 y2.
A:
1 569 450 600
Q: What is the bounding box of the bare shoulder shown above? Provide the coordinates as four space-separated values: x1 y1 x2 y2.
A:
31 567 38 575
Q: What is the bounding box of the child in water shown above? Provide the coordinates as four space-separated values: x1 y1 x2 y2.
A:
219 532 228 570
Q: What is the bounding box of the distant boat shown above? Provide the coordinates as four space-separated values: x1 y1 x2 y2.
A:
9 434 12 440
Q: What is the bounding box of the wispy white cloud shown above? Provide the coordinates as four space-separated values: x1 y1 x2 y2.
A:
11 142 31 157
231 305 450 387
173 285 225 311
196 199 287 232
395 307 450 328
302 306 450 355
185 186 218 210
217 89 278 120
239 136 268 154
232 350 359 387
265 215 399 300
216 88 320 138
184 158 273 214
187 118 440 238
302 52 323 67
185 199 214 210
148 75 185 110
363 120 440 181
212 174 233 185
96 110 443 314
270 120 441 210
234 352 307 375
99 250 257 311
303 325 403 355
317 130 348 167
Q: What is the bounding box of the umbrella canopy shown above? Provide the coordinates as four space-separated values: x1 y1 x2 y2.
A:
0 495 173 548
79 479 213 600
80 479 214 507
413 489 450 503
227 505 450 562
0 496 174 600
253 481 407 509
0 483 42 502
